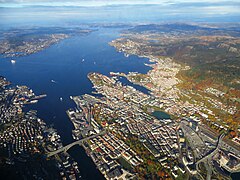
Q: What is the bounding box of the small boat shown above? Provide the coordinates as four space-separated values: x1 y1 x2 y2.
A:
60 97 63 101
11 59 16 64
29 100 38 104
82 59 85 62
51 80 57 83
94 61 96 65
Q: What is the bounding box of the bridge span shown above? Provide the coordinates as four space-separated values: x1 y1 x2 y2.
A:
47 131 106 158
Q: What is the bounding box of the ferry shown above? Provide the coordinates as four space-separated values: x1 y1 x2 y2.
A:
28 100 38 104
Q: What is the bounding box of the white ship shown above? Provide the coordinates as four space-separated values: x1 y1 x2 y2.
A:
11 59 16 64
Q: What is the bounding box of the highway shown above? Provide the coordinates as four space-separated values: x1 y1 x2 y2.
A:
196 133 225 180
196 133 224 165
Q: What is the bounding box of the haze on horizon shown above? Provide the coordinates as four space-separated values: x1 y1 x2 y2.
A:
0 0 239 27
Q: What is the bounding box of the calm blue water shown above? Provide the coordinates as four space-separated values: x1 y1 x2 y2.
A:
118 76 150 95
0 28 151 179
152 111 171 120
231 173 240 180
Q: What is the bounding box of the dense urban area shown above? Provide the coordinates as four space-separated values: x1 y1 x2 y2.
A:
0 77 81 179
0 23 240 180
66 69 240 179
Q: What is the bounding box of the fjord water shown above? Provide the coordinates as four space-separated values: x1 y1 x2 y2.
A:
0 28 151 179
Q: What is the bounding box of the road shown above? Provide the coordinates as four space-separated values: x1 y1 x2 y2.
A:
196 133 225 180
196 133 224 165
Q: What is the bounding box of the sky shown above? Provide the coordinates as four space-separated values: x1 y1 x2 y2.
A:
0 0 239 27
0 0 239 8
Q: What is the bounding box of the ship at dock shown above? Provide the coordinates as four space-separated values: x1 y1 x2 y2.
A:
33 94 47 100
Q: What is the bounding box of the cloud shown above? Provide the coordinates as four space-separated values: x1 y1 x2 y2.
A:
0 0 239 25
0 0 239 7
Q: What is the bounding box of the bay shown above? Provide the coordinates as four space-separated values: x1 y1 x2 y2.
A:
0 27 152 179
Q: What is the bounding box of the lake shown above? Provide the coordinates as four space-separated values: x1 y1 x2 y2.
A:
152 110 171 120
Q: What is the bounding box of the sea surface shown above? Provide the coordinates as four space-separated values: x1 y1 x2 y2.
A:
0 28 152 180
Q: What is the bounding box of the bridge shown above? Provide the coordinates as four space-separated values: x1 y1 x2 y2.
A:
47 130 106 158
